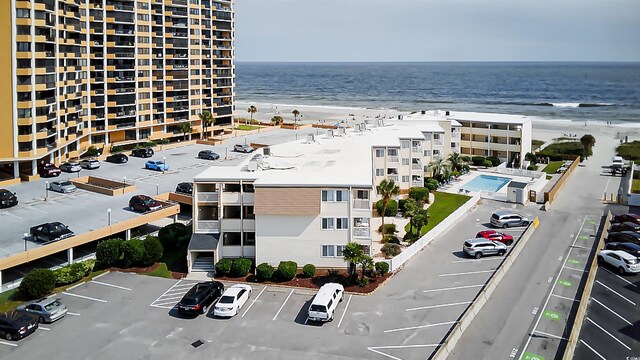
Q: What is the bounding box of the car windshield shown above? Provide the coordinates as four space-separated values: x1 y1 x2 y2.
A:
309 305 326 312
0 190 10 197
44 300 62 311
143 199 157 206
44 164 55 169
51 223 67 231
491 214 499 220
463 241 472 247
219 295 235 304
60 182 72 187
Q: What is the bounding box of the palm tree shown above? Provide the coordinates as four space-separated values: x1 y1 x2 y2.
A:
580 134 596 159
376 179 400 230
343 242 364 279
412 208 430 236
428 158 446 180
359 255 374 281
271 116 283 125
448 151 463 172
198 110 213 139
247 106 258 126
403 198 419 234
178 122 192 141
292 109 300 124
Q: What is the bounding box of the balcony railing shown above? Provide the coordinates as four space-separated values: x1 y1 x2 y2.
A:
412 164 423 171
197 192 219 202
352 200 370 210
195 220 219 232
353 227 370 238
388 156 399 163
388 175 399 182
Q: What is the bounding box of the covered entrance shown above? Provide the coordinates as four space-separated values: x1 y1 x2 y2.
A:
187 233 221 274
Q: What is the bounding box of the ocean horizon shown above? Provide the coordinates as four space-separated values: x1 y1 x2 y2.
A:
235 62 640 124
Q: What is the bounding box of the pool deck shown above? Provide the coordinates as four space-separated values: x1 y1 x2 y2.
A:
440 169 548 200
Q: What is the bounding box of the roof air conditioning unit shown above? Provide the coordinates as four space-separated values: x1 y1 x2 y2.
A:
360 123 366 131
445 111 450 116
398 115 404 120
248 160 258 172
375 119 384 127
365 119 373 125
263 146 271 156
306 134 315 142
338 127 346 136
327 130 334 138
421 110 426 115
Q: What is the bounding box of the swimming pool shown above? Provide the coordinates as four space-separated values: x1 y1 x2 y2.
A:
462 175 511 192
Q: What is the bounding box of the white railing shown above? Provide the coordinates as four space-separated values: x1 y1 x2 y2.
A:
353 227 370 238
411 147 422 154
387 196 480 272
412 164 423 171
478 191 508 202
388 156 399 163
388 175 399 182
411 181 423 187
195 220 219 232
493 167 545 179
353 199 370 210
197 192 218 202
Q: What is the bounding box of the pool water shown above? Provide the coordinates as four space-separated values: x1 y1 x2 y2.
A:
462 175 511 192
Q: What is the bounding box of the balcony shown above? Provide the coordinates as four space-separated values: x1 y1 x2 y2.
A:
412 164 423 171
353 226 370 238
352 199 370 210
197 192 219 202
388 156 399 163
412 181 423 187
195 220 219 233
387 175 399 182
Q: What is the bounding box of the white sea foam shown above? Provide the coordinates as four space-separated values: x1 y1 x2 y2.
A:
550 102 581 108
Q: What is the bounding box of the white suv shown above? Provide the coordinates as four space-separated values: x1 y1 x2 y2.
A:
307 283 344 322
598 249 640 275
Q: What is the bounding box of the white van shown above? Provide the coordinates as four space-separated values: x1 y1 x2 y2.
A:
307 283 344 322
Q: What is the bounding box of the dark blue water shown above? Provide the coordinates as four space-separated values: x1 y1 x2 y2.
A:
235 62 640 124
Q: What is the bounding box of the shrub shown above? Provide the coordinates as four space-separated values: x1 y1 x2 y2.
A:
409 187 430 204
121 240 145 268
525 152 538 165
377 223 397 235
403 232 419 244
110 145 124 154
486 156 501 167
142 236 164 266
384 235 400 244
54 262 87 286
460 155 471 163
462 164 471 172
276 261 298 281
230 258 252 277
215 258 233 276
83 259 96 274
482 159 493 168
96 238 123 267
376 199 398 217
256 263 275 281
375 262 390 276
356 277 369 287
398 198 408 214
527 165 536 170
20 269 56 300
158 223 191 251
84 145 102 157
302 264 316 278
381 244 402 258
424 178 439 191
471 156 486 166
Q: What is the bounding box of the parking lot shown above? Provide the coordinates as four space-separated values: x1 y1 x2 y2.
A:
0 200 545 360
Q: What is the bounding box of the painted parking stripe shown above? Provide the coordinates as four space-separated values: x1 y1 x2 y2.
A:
569 245 592 250
67 312 80 316
272 289 294 321
601 268 637 287
438 270 495 277
38 326 51 331
595 280 636 305
155 295 185 302
384 321 457 333
563 266 586 272
241 286 267 318
406 301 472 312
367 344 440 360
592 298 632 325
62 292 107 303
336 294 353 328
451 258 503 264
423 284 485 292
66 282 86 291
0 340 17 347
91 281 131 291
150 280 186 306
152 300 180 307
533 330 567 341
579 339 606 360
587 317 631 351
550 294 579 302
92 272 110 280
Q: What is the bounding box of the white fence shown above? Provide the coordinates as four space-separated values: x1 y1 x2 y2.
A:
494 166 545 179
388 195 481 272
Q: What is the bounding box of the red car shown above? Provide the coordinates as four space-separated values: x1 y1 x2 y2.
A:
476 230 514 246
38 163 61 178
613 213 640 226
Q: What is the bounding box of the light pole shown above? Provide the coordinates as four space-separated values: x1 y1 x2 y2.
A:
24 233 28 252
163 156 166 174
156 183 159 196
107 208 111 226
45 181 49 201
123 176 126 189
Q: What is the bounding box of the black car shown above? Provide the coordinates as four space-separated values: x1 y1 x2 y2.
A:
610 221 640 233
198 150 220 160
606 231 640 245
605 242 640 258
128 195 162 212
132 147 154 158
175 182 193 195
106 153 129 164
30 222 75 243
178 281 224 315
0 311 38 341
0 189 18 209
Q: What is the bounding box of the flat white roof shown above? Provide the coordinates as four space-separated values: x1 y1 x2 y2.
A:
446 111 531 125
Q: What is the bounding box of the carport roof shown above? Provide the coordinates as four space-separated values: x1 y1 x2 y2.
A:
188 233 220 251
508 181 529 189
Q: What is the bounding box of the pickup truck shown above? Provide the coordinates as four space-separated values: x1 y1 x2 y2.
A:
30 222 74 243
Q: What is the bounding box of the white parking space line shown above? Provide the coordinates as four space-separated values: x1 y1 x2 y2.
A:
601 268 638 287
438 270 495 277
242 286 266 318
384 321 457 333
569 245 592 250
272 289 294 321
62 292 107 303
579 339 607 360
550 294 579 302
533 330 567 341
423 284 485 292
38 326 51 331
156 295 184 302
91 281 131 291
406 301 472 312
595 280 636 305
0 212 24 220
592 298 633 325
92 272 110 280
67 312 80 316
563 266 586 272
66 282 86 291
587 317 631 351
367 344 440 360
451 258 503 264
336 294 352 328
153 301 179 308
0 340 17 347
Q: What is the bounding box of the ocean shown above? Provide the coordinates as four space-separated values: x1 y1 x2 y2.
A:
235 62 640 125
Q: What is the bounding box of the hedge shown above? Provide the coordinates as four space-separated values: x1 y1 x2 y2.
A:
424 178 439 191
54 262 89 286
276 261 298 281
383 235 400 244
256 263 275 281
376 199 398 217
381 244 402 258
302 264 316 278
96 238 124 267
409 187 430 204
486 156 501 167
375 262 390 276
460 155 471 162
378 223 397 235
482 159 493 168
142 236 164 267
215 258 233 276
121 240 146 268
230 258 252 277
158 223 191 251
471 156 486 166
20 268 56 300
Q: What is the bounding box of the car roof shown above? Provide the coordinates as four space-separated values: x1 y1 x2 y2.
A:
477 230 496 235
223 284 250 296
465 238 493 244
493 210 518 216
620 213 640 219
602 249 638 260
616 231 640 238
610 242 640 250
620 222 640 227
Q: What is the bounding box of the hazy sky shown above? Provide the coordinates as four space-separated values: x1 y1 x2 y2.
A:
234 0 640 62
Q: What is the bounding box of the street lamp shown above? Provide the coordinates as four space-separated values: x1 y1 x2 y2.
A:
123 176 127 189
24 233 29 252
45 181 49 201
163 156 166 174
107 208 111 226
156 183 160 196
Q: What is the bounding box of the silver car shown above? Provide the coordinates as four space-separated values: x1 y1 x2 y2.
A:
49 181 77 194
60 161 81 173
234 144 254 153
17 298 67 323
463 238 507 259
80 159 101 169
490 211 529 228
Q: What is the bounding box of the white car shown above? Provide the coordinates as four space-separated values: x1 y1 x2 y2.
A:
80 159 101 169
598 249 640 275
213 284 252 317
60 161 81 173
233 144 254 153
49 181 77 194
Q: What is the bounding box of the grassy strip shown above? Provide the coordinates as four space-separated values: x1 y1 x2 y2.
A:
405 191 472 236
542 161 564 174
235 125 261 131
632 179 640 194
145 263 172 278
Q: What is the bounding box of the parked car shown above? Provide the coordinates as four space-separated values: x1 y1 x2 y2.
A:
0 311 38 341
198 150 220 160
605 242 640 258
490 211 529 228
610 221 640 233
307 283 344 323
16 298 67 323
234 144 254 153
145 160 169 171
476 230 515 246
177 281 224 315
106 153 129 164
132 147 154 158
175 182 193 195
49 181 77 194
0 189 18 209
60 161 81 173
30 222 74 243
606 231 640 245
38 163 61 178
612 213 640 226
597 249 640 275
80 159 101 169
128 195 162 212
463 238 507 259
213 284 252 317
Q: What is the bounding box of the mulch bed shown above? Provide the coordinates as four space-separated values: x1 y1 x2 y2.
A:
103 263 186 279
215 269 392 295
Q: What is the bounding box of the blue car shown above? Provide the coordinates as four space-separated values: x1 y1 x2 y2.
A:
145 160 170 171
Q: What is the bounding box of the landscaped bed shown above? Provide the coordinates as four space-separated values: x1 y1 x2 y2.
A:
633 179 640 194
235 125 262 131
542 161 564 174
405 191 472 237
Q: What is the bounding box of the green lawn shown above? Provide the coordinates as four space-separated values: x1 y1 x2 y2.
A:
146 263 172 278
633 179 640 194
235 125 261 131
542 161 564 174
405 191 472 236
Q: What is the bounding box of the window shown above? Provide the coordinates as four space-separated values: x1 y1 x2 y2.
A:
401 140 410 148
16 9 30 18
355 190 369 200
402 158 410 165
322 218 335 230
433 133 441 140
322 245 335 257
336 245 345 257
244 232 255 246
424 149 431 156
336 218 349 229
402 176 409 183
388 148 398 156
375 169 384 177
433 150 440 156
222 232 241 246
336 190 347 202
321 190 334 202
322 190 348 202
375 149 384 158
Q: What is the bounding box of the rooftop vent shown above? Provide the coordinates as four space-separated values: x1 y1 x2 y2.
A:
398 115 404 120
421 110 426 115
262 147 271 156
375 119 384 127
337 127 346 136
306 134 315 143
327 130 334 138
248 160 258 172
445 110 450 116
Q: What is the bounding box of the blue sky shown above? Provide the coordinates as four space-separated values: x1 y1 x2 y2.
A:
234 0 640 62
